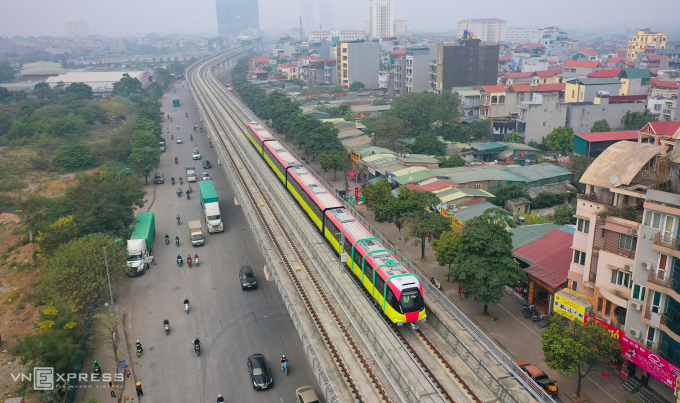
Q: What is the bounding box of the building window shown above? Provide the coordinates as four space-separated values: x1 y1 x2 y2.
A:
647 326 656 347
573 250 586 266
618 234 637 251
571 280 578 291
643 210 662 229
576 218 590 233
605 300 612 316
572 90 575 98
597 297 603 312
650 290 662 313
632 284 646 301
611 269 632 288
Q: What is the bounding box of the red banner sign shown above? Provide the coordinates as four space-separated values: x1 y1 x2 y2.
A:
355 187 359 200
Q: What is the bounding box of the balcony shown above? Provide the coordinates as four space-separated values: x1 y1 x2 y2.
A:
653 233 680 259
643 309 668 326
647 270 675 290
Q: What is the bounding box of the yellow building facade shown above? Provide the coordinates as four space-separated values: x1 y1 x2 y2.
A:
627 28 667 60
565 81 584 103
336 42 350 90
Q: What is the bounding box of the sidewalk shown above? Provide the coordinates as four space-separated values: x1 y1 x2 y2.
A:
290 141 630 403
75 309 139 403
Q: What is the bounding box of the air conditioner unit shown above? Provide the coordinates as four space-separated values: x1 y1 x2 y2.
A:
602 317 613 325
630 228 638 236
630 328 641 338
641 261 653 270
624 264 632 272
631 301 642 311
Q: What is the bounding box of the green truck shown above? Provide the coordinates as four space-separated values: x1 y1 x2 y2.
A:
127 212 155 276
199 180 223 233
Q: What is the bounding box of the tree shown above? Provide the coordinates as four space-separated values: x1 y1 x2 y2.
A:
622 110 657 130
319 150 349 180
546 126 575 153
387 92 462 138
36 215 79 259
111 73 142 98
93 313 121 363
327 86 344 94
567 153 588 191
52 141 95 170
532 192 562 209
43 234 128 312
590 119 610 133
491 184 530 207
129 146 161 184
431 229 461 278
406 212 452 259
374 116 409 150
374 188 440 239
552 204 577 225
408 133 447 156
362 179 393 210
349 81 365 91
0 61 14 83
65 82 93 100
465 119 493 141
542 317 621 398
450 208 524 315
438 154 466 168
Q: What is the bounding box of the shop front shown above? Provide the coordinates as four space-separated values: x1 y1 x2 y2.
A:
621 335 680 402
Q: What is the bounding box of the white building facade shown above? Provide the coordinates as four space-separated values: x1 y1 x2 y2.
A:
457 19 506 42
369 0 394 39
309 28 363 42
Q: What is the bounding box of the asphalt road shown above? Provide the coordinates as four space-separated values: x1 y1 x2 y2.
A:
122 82 323 403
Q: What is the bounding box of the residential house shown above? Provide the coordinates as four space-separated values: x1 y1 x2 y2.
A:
470 141 539 163
505 197 531 214
637 54 671 70
392 55 406 97
637 121 680 150
605 58 627 69
277 63 299 80
516 93 567 144
309 57 337 85
587 69 621 79
647 79 678 122
498 72 533 85
452 87 481 118
619 68 651 96
561 60 604 76
578 47 598 61
565 77 623 103
429 38 499 93
530 69 562 86
336 40 380 90
437 163 571 194
479 84 530 118
627 28 667 61
572 130 640 159
405 46 431 94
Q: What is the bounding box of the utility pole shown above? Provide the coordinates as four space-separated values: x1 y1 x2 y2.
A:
300 17 303 43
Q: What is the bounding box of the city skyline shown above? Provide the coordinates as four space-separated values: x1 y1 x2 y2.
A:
1 0 679 38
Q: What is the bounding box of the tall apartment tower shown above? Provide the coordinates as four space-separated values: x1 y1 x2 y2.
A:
319 0 332 30
429 38 500 93
336 40 380 90
66 21 90 38
369 0 394 39
457 19 506 42
216 0 260 37
393 20 407 35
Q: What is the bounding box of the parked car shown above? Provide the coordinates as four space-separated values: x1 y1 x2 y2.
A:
202 172 211 181
514 360 558 396
202 160 212 169
247 354 272 389
154 173 164 184
240 265 257 289
295 386 320 403
192 149 201 160
176 136 183 144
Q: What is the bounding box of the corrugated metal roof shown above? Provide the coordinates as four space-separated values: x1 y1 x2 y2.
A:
449 201 497 223
394 170 436 185
511 223 561 249
45 71 146 83
391 165 430 176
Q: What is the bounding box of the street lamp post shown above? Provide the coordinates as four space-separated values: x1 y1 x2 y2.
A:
145 121 155 131
118 167 131 181
104 239 122 307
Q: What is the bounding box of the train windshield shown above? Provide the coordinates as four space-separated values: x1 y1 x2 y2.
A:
400 288 422 312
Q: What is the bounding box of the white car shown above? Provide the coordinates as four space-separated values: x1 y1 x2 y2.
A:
192 150 201 160
176 136 183 144
202 172 211 181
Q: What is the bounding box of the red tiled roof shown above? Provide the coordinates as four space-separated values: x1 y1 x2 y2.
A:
578 47 597 56
391 49 406 56
298 55 318 60
251 56 269 64
521 43 545 49
531 83 566 92
250 70 268 74
576 130 639 142
504 72 533 78
481 85 507 93
499 55 512 62
278 63 297 68
532 69 562 78
606 58 624 64
587 69 621 78
563 60 602 68
650 78 679 89
508 84 531 92
640 121 680 137
269 73 283 79
513 228 573 288
646 55 670 61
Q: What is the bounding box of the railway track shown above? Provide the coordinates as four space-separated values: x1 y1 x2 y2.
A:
189 51 493 403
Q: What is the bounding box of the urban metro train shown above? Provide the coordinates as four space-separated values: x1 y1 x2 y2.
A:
246 121 426 325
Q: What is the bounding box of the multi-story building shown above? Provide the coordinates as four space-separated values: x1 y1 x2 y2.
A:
507 28 539 44
565 77 622 103
392 56 406 97
369 0 393 39
452 87 481 118
429 38 499 93
479 84 530 118
309 57 337 86
309 29 363 43
335 40 380 90
216 0 260 37
393 20 407 35
405 46 430 94
618 68 651 96
66 21 89 38
648 80 679 122
627 28 668 61
456 19 506 43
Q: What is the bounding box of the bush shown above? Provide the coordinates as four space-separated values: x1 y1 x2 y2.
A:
52 141 95 170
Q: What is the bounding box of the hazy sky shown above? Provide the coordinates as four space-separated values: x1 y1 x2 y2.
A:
1 0 679 38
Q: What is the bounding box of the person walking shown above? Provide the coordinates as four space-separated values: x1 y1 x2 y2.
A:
126 367 131 380
136 381 144 396
109 381 116 398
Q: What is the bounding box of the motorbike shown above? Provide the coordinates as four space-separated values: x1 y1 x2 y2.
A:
177 216 181 225
532 311 547 322
282 362 289 375
164 323 170 335
175 157 178 164
93 367 101 379
171 178 175 185
194 126 197 131
200 128 202 133
136 345 144 357
171 134 174 140
179 177 183 185
177 257 183 267
195 257 199 267
194 343 201 356
184 303 190 314
175 237 180 246
188 259 192 268
521 301 535 314
186 112 188 117
187 192 190 200
190 135 193 141
165 237 169 245
177 189 182 197
209 142 213 148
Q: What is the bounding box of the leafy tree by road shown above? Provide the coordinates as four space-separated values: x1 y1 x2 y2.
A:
374 116 409 150
64 82 93 100
408 133 446 156
349 81 366 91
431 229 461 278
406 212 452 259
111 73 142 98
129 146 161 184
542 316 621 398
387 91 462 137
319 150 349 180
590 119 610 133
374 188 440 239
438 154 466 168
52 141 95 170
362 179 393 210
546 126 575 153
449 208 524 315
491 184 530 207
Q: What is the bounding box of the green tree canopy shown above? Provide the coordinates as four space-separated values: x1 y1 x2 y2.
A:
319 150 349 180
373 116 409 150
590 119 611 133
438 154 466 168
552 204 577 225
491 184 530 207
129 146 161 184
349 81 366 91
374 188 440 239
64 82 93 100
0 61 14 83
362 179 393 210
621 110 657 130
532 192 564 209
408 133 447 156
111 73 142 98
465 119 493 141
542 317 621 398
387 91 462 137
431 229 461 275
406 212 452 259
546 126 575 153
450 208 524 315
52 141 95 170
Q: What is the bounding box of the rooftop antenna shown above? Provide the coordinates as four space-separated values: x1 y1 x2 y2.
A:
300 16 303 42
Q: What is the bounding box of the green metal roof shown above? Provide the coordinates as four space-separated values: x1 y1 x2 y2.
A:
619 68 651 80
394 169 437 185
575 78 622 85
353 146 397 157
448 201 497 223
391 165 430 176
472 142 506 152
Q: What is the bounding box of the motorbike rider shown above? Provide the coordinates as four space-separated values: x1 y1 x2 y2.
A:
187 184 192 193
171 177 175 184
193 337 201 348
184 297 190 306
217 395 225 403
200 127 202 133
175 157 178 164
166 128 169 133
186 112 188 117
136 340 143 353
194 254 199 264
165 234 169 243
177 254 182 263
187 255 192 266
93 360 101 373
176 124 179 130
179 177 183 184
281 355 288 370
177 214 181 223
175 235 180 245
190 134 193 141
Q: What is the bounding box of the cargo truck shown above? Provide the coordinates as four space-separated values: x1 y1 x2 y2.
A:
185 165 197 182
127 212 155 276
199 180 224 233
189 221 205 246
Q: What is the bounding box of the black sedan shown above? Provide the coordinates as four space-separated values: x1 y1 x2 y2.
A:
247 354 272 390
202 160 211 169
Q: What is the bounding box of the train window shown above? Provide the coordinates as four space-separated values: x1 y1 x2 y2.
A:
375 276 385 296
400 288 422 313
385 287 398 309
